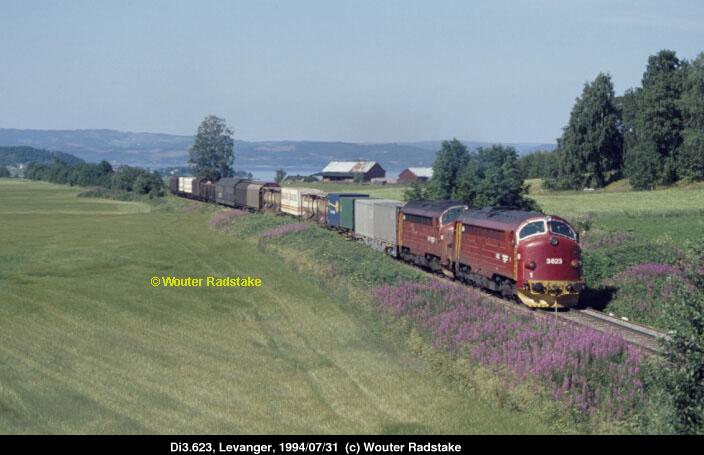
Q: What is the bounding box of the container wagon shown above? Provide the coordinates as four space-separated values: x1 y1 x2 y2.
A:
327 193 369 231
281 188 327 221
354 198 404 256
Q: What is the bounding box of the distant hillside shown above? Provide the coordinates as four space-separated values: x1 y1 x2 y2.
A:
0 145 84 166
0 128 555 170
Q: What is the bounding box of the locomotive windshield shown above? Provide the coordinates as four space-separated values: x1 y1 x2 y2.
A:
548 220 577 240
518 220 546 240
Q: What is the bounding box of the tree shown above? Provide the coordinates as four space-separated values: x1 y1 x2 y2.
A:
454 145 537 210
425 139 470 200
403 181 426 201
554 73 623 189
659 240 704 434
275 168 287 184
679 53 704 181
625 50 686 188
189 115 234 181
0 165 10 178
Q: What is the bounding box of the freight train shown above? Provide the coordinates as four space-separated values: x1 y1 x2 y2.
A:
170 176 583 308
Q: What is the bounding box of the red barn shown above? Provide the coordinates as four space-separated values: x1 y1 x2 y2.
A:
398 167 433 184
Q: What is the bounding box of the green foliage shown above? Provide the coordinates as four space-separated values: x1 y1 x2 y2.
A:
678 53 704 181
554 73 623 189
625 50 686 188
274 168 287 183
188 115 235 181
425 140 535 209
24 160 164 197
659 240 704 434
425 138 469 200
403 181 426 201
454 145 537 210
353 172 365 184
518 150 559 179
0 165 10 178
0 145 83 166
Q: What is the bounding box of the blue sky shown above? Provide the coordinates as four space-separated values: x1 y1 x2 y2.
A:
1 0 702 143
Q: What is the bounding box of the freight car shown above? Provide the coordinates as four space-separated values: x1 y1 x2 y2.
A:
327 193 369 231
354 198 403 256
244 181 280 211
281 187 328 223
215 177 249 207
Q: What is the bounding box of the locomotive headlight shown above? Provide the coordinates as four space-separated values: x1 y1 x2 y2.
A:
571 259 581 269
550 237 559 246
526 261 536 270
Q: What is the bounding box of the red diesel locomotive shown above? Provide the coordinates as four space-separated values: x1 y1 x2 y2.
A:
398 203 583 308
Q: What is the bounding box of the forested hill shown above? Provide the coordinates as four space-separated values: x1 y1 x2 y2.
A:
0 146 84 166
0 128 554 169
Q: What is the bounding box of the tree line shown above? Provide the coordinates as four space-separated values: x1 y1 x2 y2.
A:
517 49 704 191
24 160 165 197
405 139 536 210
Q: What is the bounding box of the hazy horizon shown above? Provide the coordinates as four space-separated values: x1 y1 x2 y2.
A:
1 0 703 143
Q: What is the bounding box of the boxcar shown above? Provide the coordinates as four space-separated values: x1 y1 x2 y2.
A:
169 176 179 194
234 180 252 208
327 193 369 230
398 200 467 273
354 199 403 255
245 181 280 211
191 177 216 202
281 188 327 219
215 177 248 207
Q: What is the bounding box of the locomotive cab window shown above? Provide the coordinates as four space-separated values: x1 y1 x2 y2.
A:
518 220 546 240
548 220 576 240
440 206 464 225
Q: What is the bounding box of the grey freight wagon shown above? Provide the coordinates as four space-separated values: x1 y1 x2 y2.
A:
215 177 250 207
354 198 404 256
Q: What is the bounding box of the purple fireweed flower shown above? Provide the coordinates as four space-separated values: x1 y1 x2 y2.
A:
371 280 645 419
260 223 310 239
208 209 247 228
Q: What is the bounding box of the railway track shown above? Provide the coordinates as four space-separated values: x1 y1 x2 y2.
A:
551 308 668 355
431 273 667 355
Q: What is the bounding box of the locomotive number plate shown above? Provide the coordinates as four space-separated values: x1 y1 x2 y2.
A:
546 258 563 265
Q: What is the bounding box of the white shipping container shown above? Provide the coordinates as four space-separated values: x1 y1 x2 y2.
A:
281 188 325 217
183 177 195 194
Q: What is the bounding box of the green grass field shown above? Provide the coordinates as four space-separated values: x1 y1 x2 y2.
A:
0 179 560 434
528 179 704 244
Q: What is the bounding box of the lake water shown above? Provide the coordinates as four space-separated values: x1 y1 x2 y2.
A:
246 167 406 181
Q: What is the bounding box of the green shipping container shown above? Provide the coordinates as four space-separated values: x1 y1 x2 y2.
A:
340 196 368 230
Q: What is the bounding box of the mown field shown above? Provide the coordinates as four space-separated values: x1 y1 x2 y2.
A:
0 179 563 434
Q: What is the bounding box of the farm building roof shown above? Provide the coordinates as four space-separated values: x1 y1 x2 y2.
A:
321 161 379 174
406 167 433 178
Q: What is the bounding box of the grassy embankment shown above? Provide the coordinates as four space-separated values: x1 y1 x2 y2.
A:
0 179 567 434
